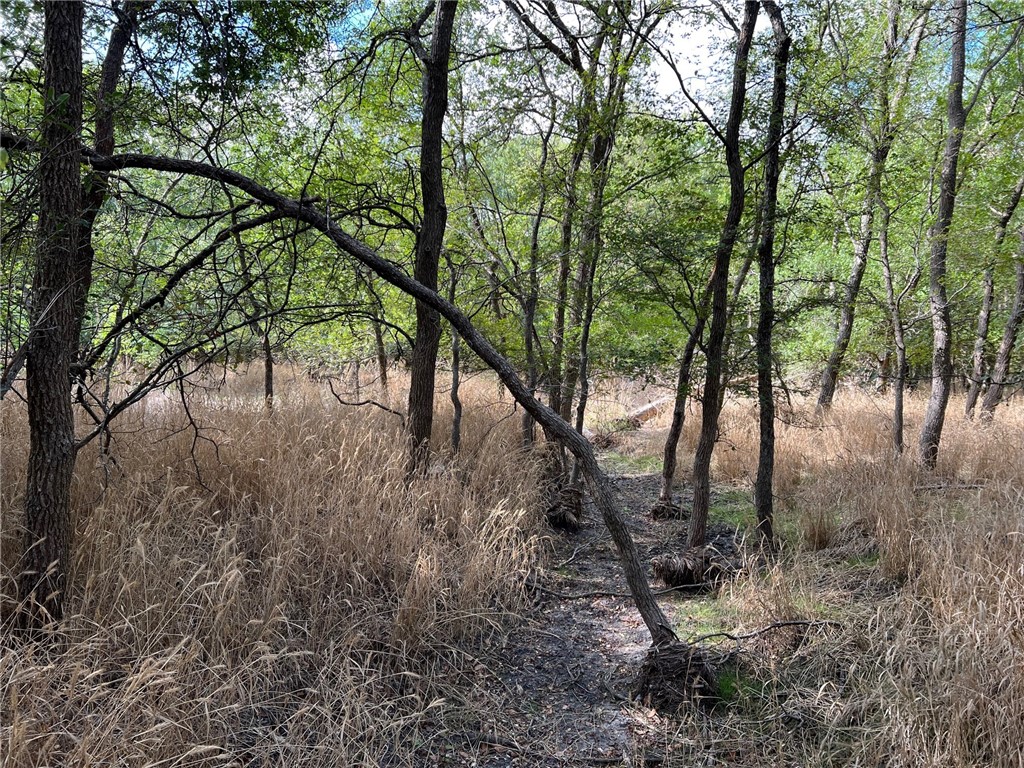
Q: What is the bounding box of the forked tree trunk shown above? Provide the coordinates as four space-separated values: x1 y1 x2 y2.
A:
19 0 85 629
655 311 706 512
407 1 457 468
966 175 1024 417
879 203 919 455
964 266 993 417
919 0 966 469
688 1 759 550
980 254 1024 418
753 1 789 548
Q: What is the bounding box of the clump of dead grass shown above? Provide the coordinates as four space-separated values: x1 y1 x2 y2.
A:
1 369 544 765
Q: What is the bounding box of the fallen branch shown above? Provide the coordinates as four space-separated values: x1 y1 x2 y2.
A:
693 619 842 645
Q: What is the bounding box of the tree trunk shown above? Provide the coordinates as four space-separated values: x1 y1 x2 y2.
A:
687 1 759 551
967 174 1024 417
980 254 1024 418
263 330 274 410
447 254 462 453
919 0 966 469
879 203 918 455
19 0 85 629
520 121 551 448
754 1 790 548
374 318 389 399
817 0 926 411
964 266 994 417
407 1 457 468
656 312 706 512
549 139 586 418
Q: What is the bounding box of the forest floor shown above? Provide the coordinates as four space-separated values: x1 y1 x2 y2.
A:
418 459 778 768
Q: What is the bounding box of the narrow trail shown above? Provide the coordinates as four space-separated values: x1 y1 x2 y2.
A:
424 468 739 767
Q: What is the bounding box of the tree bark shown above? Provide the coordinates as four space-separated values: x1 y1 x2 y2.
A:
656 309 706 511
919 0 966 469
879 202 919 455
980 253 1024 418
966 174 1024 417
407 1 457 467
263 331 274 410
373 318 389 399
687 1 758 551
19 0 85 629
754 1 790 548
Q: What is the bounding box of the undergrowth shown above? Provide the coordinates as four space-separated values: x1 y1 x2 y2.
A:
1 370 544 766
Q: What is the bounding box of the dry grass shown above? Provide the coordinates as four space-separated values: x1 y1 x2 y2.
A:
1 368 544 766
5 369 1024 767
625 388 1024 768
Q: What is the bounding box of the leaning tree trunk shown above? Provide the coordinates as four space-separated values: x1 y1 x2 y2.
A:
655 309 707 514
19 0 85 629
687 1 759 551
967 174 1024 417
407 1 457 469
964 266 993 417
87 142 681 648
753 1 790 548
919 0 966 469
980 255 1024 418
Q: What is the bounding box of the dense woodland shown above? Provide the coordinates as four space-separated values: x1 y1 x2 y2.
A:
2 1 1024 765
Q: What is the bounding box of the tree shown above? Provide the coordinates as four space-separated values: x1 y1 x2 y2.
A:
815 0 928 411
19 0 85 628
687 1 758 550
406 0 458 466
918 0 1023 466
753 0 790 547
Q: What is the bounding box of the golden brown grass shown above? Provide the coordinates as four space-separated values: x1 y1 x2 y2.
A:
1 369 544 766
5 369 1024 767
621 388 1024 767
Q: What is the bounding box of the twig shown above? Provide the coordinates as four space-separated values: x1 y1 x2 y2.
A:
326 378 405 426
693 619 842 645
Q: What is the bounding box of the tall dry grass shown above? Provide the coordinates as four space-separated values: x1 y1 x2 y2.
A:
657 389 1024 768
1 369 544 766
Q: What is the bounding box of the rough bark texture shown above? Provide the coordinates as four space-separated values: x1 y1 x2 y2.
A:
919 0 966 469
74 0 141 353
19 0 85 629
753 1 789 548
407 1 457 465
687 2 758 551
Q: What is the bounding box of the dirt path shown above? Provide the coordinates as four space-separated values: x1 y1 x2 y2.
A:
421 467 740 767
